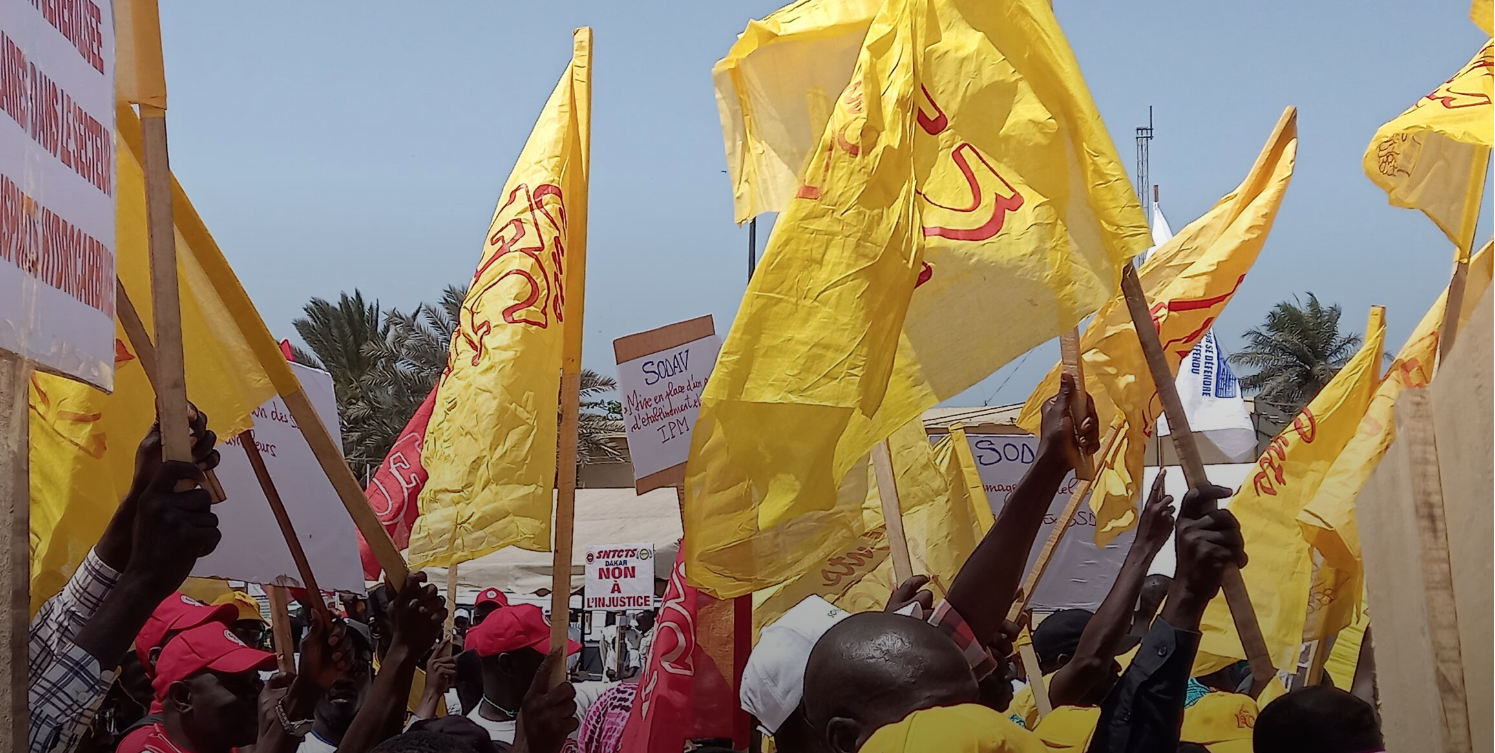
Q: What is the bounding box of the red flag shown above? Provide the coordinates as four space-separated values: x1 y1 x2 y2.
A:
357 387 438 579
621 542 748 752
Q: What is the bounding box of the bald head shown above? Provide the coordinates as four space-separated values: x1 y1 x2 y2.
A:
803 613 977 753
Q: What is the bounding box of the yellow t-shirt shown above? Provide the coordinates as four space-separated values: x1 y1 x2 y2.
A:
862 703 1045 753
1007 672 1055 729
1032 705 1101 751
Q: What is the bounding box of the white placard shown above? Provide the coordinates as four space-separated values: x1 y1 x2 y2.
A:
0 0 116 389
965 433 1135 612
584 543 655 611
616 334 720 481
192 362 366 593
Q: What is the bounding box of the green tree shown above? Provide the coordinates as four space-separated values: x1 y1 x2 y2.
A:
291 290 391 478
1230 293 1362 418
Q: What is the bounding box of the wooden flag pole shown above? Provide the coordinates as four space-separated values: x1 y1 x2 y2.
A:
267 585 296 673
445 565 459 638
1019 643 1053 718
870 440 915 584
1117 264 1276 690
115 280 228 502
1058 330 1096 481
548 28 592 686
1007 426 1121 623
0 354 30 744
139 103 194 475
240 430 331 622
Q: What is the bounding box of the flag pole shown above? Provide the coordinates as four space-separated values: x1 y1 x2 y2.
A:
870 441 914 584
240 431 331 621
548 27 593 686
1058 331 1096 480
1118 263 1276 690
267 586 297 673
0 353 30 745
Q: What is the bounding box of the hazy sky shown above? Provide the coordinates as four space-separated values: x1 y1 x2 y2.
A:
159 2 1491 408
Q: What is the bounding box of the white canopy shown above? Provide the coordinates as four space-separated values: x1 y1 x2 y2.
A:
424 487 683 605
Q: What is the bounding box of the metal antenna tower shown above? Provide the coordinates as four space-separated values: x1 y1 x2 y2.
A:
1135 106 1153 208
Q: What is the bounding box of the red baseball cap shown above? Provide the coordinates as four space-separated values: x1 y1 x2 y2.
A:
466 604 579 657
136 593 238 675
152 622 276 700
475 588 509 609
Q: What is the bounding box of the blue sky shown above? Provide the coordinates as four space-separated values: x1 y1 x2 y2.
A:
159 2 1490 408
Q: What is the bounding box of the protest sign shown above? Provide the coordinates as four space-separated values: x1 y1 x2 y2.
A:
614 315 720 492
192 362 366 593
0 0 117 389
585 543 655 611
964 433 1133 611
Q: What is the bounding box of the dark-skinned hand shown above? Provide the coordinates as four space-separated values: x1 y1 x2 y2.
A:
1173 484 1246 602
388 571 447 655
297 608 354 690
514 651 579 753
124 461 221 599
1135 469 1177 556
884 574 935 615
1037 373 1100 472
128 405 220 501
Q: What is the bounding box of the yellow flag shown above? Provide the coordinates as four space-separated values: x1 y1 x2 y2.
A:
714 0 882 222
1476 0 1493 34
1194 308 1387 675
408 30 592 569
1363 39 1492 260
29 104 286 612
1016 109 1299 545
114 0 168 109
686 0 1148 598
1297 242 1493 638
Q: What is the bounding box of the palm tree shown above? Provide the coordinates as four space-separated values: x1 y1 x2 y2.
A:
1230 293 1361 417
364 284 465 425
291 290 390 478
576 369 624 465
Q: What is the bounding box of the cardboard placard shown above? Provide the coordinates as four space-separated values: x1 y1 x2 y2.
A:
585 543 655 611
0 0 117 389
613 316 719 492
191 362 366 593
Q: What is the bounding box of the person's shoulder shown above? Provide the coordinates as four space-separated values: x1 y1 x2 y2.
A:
114 722 172 753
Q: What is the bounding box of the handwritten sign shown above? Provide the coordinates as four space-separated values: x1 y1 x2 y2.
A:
0 0 117 388
193 362 366 593
613 316 719 492
585 543 655 611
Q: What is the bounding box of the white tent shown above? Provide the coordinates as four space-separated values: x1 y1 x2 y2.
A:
424 487 683 606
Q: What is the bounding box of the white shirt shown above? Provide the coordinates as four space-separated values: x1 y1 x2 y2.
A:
466 681 610 747
296 731 338 753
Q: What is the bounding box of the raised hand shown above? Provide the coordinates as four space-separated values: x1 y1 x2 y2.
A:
1038 373 1100 472
1135 469 1177 556
388 571 447 656
884 574 934 616
1163 484 1245 630
297 608 354 690
125 460 221 599
514 651 579 753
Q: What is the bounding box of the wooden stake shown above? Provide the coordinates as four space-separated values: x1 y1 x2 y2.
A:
445 564 459 638
1007 426 1120 623
1400 388 1473 751
870 440 914 584
1058 329 1096 480
1019 643 1053 718
116 279 228 502
139 106 193 475
1117 264 1276 690
0 354 30 746
1436 153 1488 362
1303 635 1335 687
240 430 330 622
267 585 296 674
548 27 592 686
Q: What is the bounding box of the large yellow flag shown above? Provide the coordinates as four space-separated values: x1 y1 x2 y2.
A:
714 0 881 222
1363 39 1492 260
408 30 592 569
1194 308 1387 675
1016 109 1299 546
1476 0 1493 34
30 104 286 611
686 0 1148 598
1297 243 1493 638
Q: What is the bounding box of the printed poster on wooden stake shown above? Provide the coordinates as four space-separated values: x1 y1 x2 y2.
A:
613 315 719 493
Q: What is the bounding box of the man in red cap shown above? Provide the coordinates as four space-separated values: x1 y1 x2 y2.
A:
116 622 278 753
463 604 595 747
472 588 509 625
137 594 240 681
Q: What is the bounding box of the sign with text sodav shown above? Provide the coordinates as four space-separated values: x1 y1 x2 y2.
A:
0 0 117 389
613 316 719 492
585 543 655 611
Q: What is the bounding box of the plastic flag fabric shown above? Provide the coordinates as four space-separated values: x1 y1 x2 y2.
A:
1194 309 1387 675
408 30 592 569
686 0 1148 599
